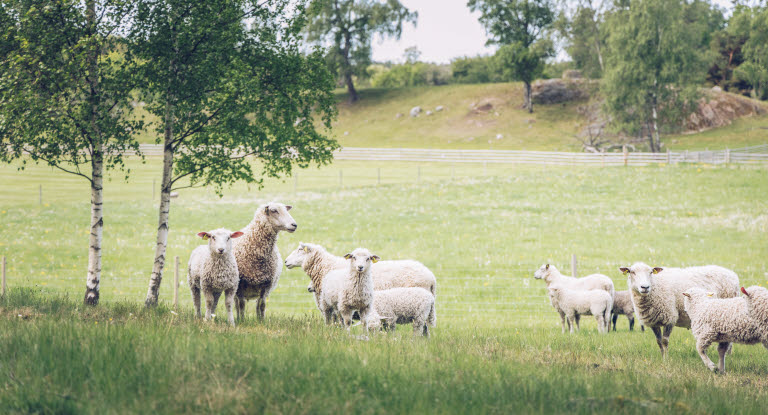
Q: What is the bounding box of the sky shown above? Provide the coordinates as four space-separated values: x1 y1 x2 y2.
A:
371 0 736 65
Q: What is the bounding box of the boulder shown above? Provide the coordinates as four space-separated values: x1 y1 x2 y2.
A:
531 79 589 104
410 106 422 117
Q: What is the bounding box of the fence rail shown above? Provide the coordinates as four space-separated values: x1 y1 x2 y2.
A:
133 144 768 166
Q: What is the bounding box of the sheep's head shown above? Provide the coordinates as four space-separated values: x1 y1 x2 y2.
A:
682 287 712 302
285 242 314 269
534 264 556 281
198 229 243 256
260 202 297 233
344 248 379 274
366 309 393 331
741 286 768 324
620 262 663 296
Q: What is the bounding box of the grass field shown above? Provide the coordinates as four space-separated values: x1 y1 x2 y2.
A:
131 83 768 152
1 158 768 413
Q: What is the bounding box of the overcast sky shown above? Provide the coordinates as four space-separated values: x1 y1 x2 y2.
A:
371 0 736 64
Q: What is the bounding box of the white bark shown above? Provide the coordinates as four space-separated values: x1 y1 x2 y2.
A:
84 153 103 305
524 82 533 113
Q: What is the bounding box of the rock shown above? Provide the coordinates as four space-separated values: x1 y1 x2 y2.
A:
343 131 349 136
410 106 422 117
712 86 722 92
531 78 589 104
435 105 444 112
395 113 404 119
496 134 503 140
426 110 433 116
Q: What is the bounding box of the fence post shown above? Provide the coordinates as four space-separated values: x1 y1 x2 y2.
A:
571 254 577 278
173 255 179 308
1 256 6 297
623 146 628 167
666 148 671 164
601 152 605 168
725 148 730 165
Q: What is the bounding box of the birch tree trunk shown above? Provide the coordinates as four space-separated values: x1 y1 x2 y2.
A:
651 97 661 153
84 152 103 305
524 81 533 113
145 96 175 307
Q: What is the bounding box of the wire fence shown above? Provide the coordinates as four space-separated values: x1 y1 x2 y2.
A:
133 144 768 166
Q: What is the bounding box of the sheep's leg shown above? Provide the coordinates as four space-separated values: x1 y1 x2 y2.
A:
558 310 566 333
190 285 201 318
339 307 353 330
323 308 334 325
567 315 576 334
717 342 730 374
256 292 266 321
629 316 635 332
203 290 216 321
565 315 572 333
595 315 605 334
574 314 581 331
235 296 246 321
661 324 674 356
423 323 430 338
611 313 618 332
224 288 236 327
651 326 665 357
358 306 370 333
641 324 645 332
210 290 222 317
696 338 716 371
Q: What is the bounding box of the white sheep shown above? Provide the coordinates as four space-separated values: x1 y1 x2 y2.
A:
366 287 435 337
683 288 768 373
741 286 768 333
547 285 613 334
188 228 244 326
317 248 379 331
535 264 614 332
233 202 297 321
620 262 740 357
285 242 437 325
611 290 644 332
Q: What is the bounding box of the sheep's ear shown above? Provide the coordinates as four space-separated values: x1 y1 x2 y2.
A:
285 205 292 211
741 287 750 297
197 232 210 240
371 255 380 263
652 267 663 274
545 264 550 270
344 253 353 260
619 267 630 274
230 231 244 239
264 205 270 214
706 292 715 297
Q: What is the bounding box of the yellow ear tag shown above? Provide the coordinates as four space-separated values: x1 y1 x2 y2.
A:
303 246 309 253
706 292 714 297
372 257 379 263
202 235 209 240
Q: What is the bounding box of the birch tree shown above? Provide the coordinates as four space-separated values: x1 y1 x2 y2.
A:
0 0 141 305
130 0 338 307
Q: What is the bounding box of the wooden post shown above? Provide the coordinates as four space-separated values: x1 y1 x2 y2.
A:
623 146 628 167
1 256 6 297
601 152 605 168
39 185 42 205
697 151 701 163
172 256 179 308
571 254 577 278
666 148 671 164
725 148 730 166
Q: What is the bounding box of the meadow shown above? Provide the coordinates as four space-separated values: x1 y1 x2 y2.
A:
1 157 768 413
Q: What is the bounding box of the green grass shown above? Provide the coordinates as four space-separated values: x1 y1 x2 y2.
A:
1 158 768 413
132 83 768 151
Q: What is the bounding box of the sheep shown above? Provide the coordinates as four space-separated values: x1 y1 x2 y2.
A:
611 290 644 332
233 202 297 321
366 287 435 337
317 248 379 331
187 229 244 326
284 242 437 325
620 262 740 357
683 288 768 373
741 286 768 331
547 285 613 334
535 264 614 332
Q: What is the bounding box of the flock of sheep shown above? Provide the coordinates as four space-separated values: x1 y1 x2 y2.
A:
536 262 768 373
186 201 768 372
187 202 437 336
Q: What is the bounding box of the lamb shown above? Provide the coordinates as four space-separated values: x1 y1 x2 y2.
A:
233 202 297 321
547 285 613 334
317 248 379 331
683 288 768 373
187 229 244 326
741 286 768 331
535 264 614 332
366 287 435 337
620 262 740 357
284 242 437 324
611 290 644 332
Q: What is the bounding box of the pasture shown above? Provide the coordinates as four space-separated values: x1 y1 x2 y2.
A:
1 158 768 413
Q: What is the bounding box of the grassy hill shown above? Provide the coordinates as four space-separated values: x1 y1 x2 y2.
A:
133 83 768 151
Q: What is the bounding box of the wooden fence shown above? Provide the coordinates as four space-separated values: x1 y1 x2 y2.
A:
133 144 768 166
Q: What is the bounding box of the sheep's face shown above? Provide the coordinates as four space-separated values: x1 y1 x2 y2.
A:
534 264 554 280
262 202 297 233
741 286 768 323
285 243 310 269
621 263 663 296
198 229 244 257
344 248 380 274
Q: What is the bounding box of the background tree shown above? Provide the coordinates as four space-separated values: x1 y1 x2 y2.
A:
468 0 556 113
555 0 609 78
731 5 768 100
131 0 338 307
0 0 141 305
304 0 417 103
602 0 707 152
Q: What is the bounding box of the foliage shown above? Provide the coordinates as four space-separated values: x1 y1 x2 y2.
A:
602 0 707 152
369 62 451 88
555 1 608 79
304 0 417 102
468 0 556 112
731 5 768 100
450 55 502 84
